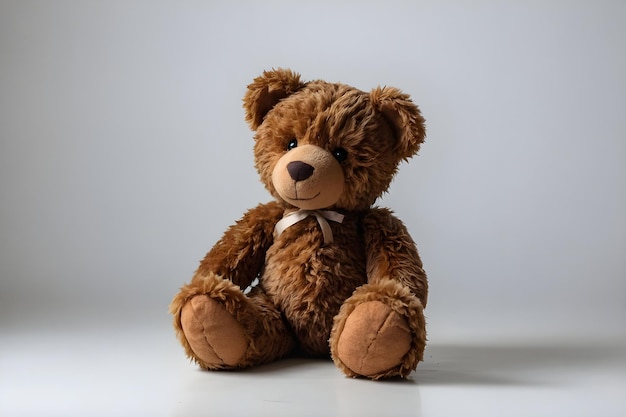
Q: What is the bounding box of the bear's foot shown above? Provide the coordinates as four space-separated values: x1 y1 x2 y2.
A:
180 294 248 368
335 301 411 377
330 282 426 380
170 273 296 370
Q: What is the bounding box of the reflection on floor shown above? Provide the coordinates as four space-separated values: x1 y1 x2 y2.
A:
1 325 625 417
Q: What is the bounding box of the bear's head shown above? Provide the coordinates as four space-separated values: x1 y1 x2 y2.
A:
243 68 426 212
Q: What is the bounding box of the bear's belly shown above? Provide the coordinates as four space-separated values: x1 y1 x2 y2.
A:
261 217 366 356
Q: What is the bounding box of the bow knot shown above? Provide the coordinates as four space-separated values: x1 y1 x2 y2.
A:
275 209 345 245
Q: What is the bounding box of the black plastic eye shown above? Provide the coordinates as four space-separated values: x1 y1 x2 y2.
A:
287 139 298 151
333 147 348 162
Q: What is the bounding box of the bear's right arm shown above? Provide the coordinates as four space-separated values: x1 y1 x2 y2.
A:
190 201 285 290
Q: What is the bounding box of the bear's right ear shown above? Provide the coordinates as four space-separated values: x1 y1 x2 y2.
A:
243 68 306 130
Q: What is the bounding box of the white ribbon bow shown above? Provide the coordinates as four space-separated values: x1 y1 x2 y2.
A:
274 209 345 245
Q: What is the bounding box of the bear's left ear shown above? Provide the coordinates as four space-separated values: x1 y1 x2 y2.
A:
243 68 306 131
370 86 426 159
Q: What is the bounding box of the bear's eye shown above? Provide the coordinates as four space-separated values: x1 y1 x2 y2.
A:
287 139 298 151
333 147 348 162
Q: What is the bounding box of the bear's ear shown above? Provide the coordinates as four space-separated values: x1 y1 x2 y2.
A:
370 86 426 159
243 68 306 130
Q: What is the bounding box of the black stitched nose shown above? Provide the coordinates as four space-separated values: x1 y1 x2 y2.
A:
287 161 314 181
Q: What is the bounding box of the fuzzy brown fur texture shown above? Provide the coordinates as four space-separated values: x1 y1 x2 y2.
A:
170 68 429 380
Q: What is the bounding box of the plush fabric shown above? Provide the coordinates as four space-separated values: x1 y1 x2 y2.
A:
170 68 429 380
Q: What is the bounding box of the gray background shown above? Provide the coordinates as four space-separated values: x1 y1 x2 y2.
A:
1 0 625 346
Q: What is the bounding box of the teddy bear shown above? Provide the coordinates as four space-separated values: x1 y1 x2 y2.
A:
170 68 428 380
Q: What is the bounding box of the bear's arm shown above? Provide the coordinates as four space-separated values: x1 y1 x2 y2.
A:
191 201 285 290
362 208 428 307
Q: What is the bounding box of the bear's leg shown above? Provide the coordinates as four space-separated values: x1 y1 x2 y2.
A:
169 273 294 370
329 280 426 380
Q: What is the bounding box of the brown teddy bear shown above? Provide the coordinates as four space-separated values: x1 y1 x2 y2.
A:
170 68 428 380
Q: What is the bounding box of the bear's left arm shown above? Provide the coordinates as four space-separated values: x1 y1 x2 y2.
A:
362 208 428 307
193 201 285 289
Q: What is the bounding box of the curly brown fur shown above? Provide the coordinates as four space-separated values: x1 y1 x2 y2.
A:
194 202 285 289
170 272 295 369
261 209 368 356
330 281 426 380
253 77 422 211
171 68 429 380
363 208 428 306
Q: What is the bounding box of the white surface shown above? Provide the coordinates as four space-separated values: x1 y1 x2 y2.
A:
1 319 625 417
1 1 625 416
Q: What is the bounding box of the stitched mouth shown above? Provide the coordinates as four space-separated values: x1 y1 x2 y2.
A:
289 191 321 201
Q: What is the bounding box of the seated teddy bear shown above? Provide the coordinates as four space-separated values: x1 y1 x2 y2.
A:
170 68 428 380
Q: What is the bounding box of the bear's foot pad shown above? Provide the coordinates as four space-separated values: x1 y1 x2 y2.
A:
336 300 411 377
181 295 248 367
